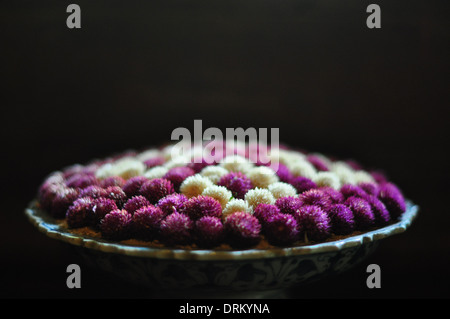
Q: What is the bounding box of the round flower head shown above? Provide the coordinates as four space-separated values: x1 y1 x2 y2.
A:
272 163 293 183
247 166 279 189
289 161 317 180
50 188 80 218
123 195 151 215
99 176 126 188
78 185 108 199
377 182 406 219
132 205 165 240
180 195 222 221
224 212 261 248
217 172 253 199
290 176 317 194
143 156 165 169
253 203 281 224
306 155 329 171
194 216 225 248
299 189 333 210
244 188 276 210
264 213 299 246
66 173 99 189
340 184 368 199
39 183 66 212
188 157 212 173
201 185 232 209
62 164 85 179
222 199 252 219
219 155 254 174
345 196 375 230
143 166 169 180
179 174 214 198
122 176 148 198
319 186 345 204
104 186 128 208
163 166 195 192
268 182 297 199
275 196 302 215
294 205 331 242
365 194 391 226
160 212 194 245
140 178 175 204
358 182 379 196
66 197 95 228
199 165 228 184
313 172 341 190
157 193 188 216
91 197 118 225
100 209 132 241
327 204 355 235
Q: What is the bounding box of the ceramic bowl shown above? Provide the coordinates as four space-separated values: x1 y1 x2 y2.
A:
25 200 418 297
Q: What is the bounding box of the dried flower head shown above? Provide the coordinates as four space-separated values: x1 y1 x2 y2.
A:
345 196 375 230
123 195 151 215
99 176 126 188
66 196 95 228
222 199 252 219
247 166 279 189
290 176 317 194
199 165 229 184
104 186 128 208
253 203 282 224
201 185 233 209
224 212 261 248
100 209 132 240
377 182 406 219
179 174 214 198
294 205 331 242
132 205 165 240
180 195 222 220
140 178 175 204
299 189 333 210
264 213 299 246
163 166 195 192
160 212 194 245
268 182 298 199
194 216 225 248
244 188 276 210
122 176 148 198
217 172 253 200
275 196 302 215
327 204 355 235
157 193 188 215
50 188 80 218
65 173 99 189
92 197 118 225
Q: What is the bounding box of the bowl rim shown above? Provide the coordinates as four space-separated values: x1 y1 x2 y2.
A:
25 199 418 261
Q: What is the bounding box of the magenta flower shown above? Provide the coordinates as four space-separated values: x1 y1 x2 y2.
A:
274 196 302 215
358 182 379 196
143 156 165 169
66 197 95 228
194 216 225 248
78 185 108 199
123 195 151 215
179 195 222 220
132 205 165 240
65 173 99 189
264 213 299 246
92 197 118 225
160 212 194 245
122 176 148 198
273 163 293 183
299 189 333 210
187 157 211 173
104 186 128 208
306 155 329 171
157 193 188 215
224 212 261 248
50 188 80 218
217 172 253 199
253 203 282 224
290 176 317 194
99 176 126 188
140 178 175 204
340 184 368 199
345 196 375 230
100 209 132 240
39 183 66 212
163 166 195 191
294 205 331 242
365 195 391 226
319 187 345 204
377 182 406 219
327 204 355 235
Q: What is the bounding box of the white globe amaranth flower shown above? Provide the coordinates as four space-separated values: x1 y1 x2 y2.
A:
352 170 375 184
244 187 276 209
222 199 253 219
136 149 162 162
289 160 317 180
179 174 214 198
96 157 145 180
329 161 357 185
163 155 192 170
199 166 229 184
95 162 115 180
219 155 254 174
143 166 169 179
247 166 279 189
202 185 232 209
313 171 341 189
268 182 298 199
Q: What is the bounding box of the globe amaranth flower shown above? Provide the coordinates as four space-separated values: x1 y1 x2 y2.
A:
294 205 331 242
179 174 214 198
274 196 302 215
268 182 297 200
91 197 118 226
143 156 165 169
187 157 211 173
253 203 281 225
65 173 99 189
264 213 299 246
157 193 188 216
50 187 80 218
122 176 149 198
247 166 279 189
163 166 195 192
132 205 165 240
104 186 128 208
358 182 379 196
272 163 293 183
78 185 108 199
340 184 368 199
306 155 329 171
39 183 66 211
100 209 133 241
160 212 194 245
194 216 225 248
299 189 333 210
179 195 222 221
244 188 276 210
201 185 232 209
319 186 345 204
139 178 175 204
123 195 151 215
327 204 355 235
221 199 252 219
66 196 96 228
345 196 375 230
99 176 126 188
377 182 406 219
224 212 261 248
290 176 317 194
199 165 229 184
364 194 391 226
312 171 341 190
217 172 253 199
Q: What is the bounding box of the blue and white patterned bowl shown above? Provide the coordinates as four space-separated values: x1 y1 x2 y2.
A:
25 200 418 296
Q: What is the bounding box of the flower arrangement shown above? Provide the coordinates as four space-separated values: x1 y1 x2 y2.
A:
37 141 407 249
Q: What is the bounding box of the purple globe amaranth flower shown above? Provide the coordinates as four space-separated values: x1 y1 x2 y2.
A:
187 157 212 173
299 189 333 210
99 176 126 188
358 182 379 196
132 205 165 240
139 178 175 204
143 156 165 169
66 196 95 228
39 182 66 211
264 213 299 246
340 184 368 199
290 176 317 194
294 205 331 242
275 196 302 215
50 187 80 218
65 173 99 189
123 195 151 215
364 194 391 226
254 203 282 224
163 166 195 192
157 193 188 216
377 182 406 219
100 209 132 241
160 212 194 245
217 172 253 199
91 197 118 225
104 186 128 208
78 185 108 199
224 212 261 249
345 196 375 230
272 163 293 183
179 195 222 220
370 170 389 184
319 187 345 204
122 176 148 198
194 216 225 248
327 204 355 235
306 155 329 171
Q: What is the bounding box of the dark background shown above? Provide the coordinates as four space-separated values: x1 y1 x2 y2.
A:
1 0 449 299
